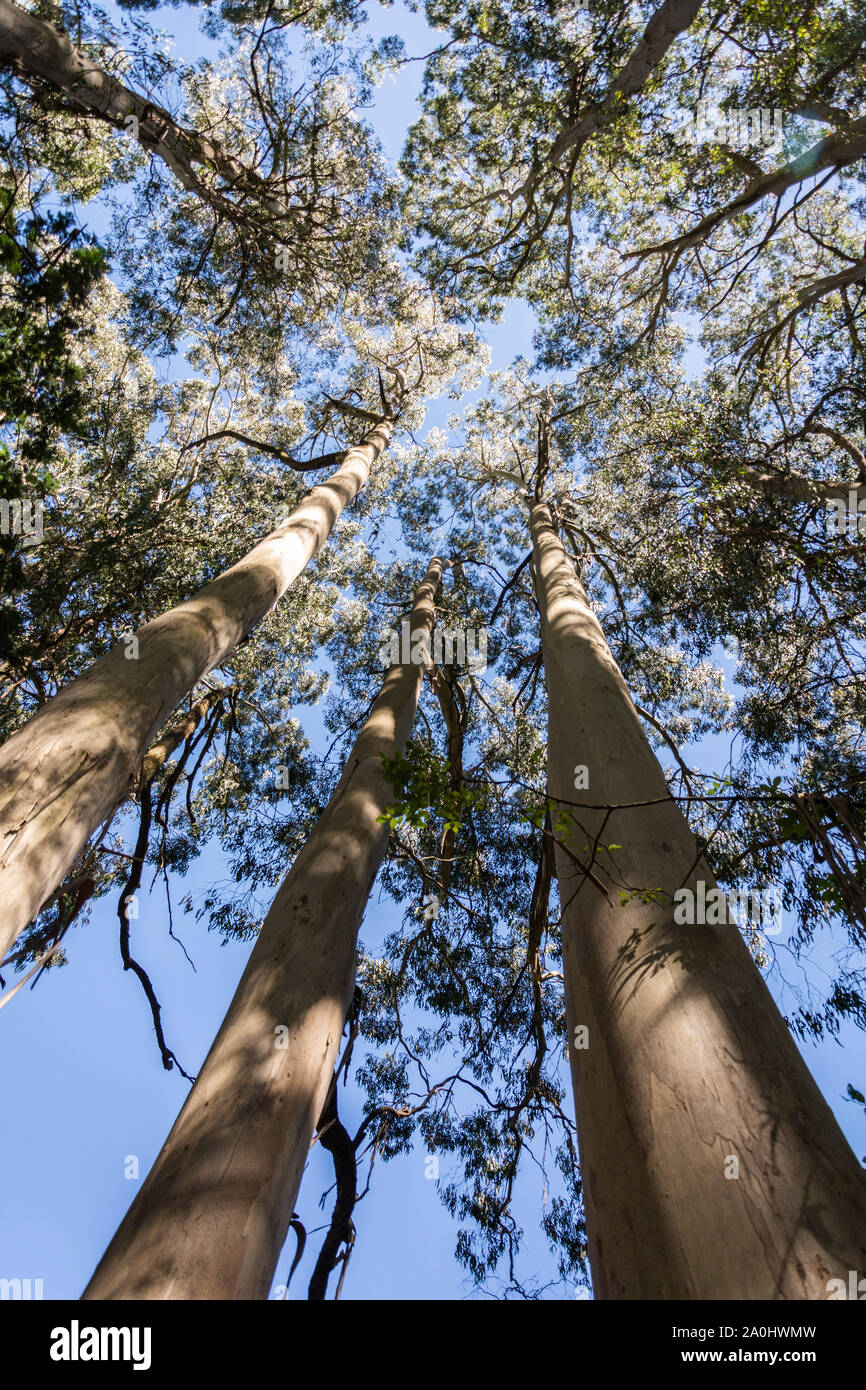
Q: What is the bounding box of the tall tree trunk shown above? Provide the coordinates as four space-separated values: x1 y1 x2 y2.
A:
531 499 866 1299
0 423 391 964
0 0 277 226
82 556 443 1299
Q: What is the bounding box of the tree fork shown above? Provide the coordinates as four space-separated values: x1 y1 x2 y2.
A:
0 422 392 965
82 556 443 1299
530 497 866 1299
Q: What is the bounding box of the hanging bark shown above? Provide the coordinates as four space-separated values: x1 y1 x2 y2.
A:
430 666 468 896
530 495 866 1299
0 422 392 965
136 686 231 792
307 1076 358 1301
82 556 444 1300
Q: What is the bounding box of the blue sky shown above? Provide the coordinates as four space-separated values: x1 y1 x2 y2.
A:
1 0 864 1303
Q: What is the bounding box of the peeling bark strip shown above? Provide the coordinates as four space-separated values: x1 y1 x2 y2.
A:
137 688 228 790
307 1077 357 1300
82 557 443 1300
0 0 276 222
0 423 392 965
531 501 866 1299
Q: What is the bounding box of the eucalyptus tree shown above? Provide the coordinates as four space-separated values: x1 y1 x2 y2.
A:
0 0 487 968
0 411 391 963
83 556 444 1300
0 267 334 1022
537 271 866 1060
353 368 866 1297
241 371 704 1296
214 336 866 1298
493 0 866 1061
0 0 388 275
0 0 277 219
615 2 866 354
290 534 586 1295
150 342 865 1299
527 438 866 1299
65 478 587 1296
5 0 865 1304
0 0 409 375
400 0 711 306
0 283 483 956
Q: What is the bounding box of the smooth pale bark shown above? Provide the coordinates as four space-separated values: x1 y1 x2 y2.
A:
82 557 443 1300
531 500 866 1299
545 0 704 171
0 688 231 993
0 0 278 222
0 423 391 964
739 466 866 506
